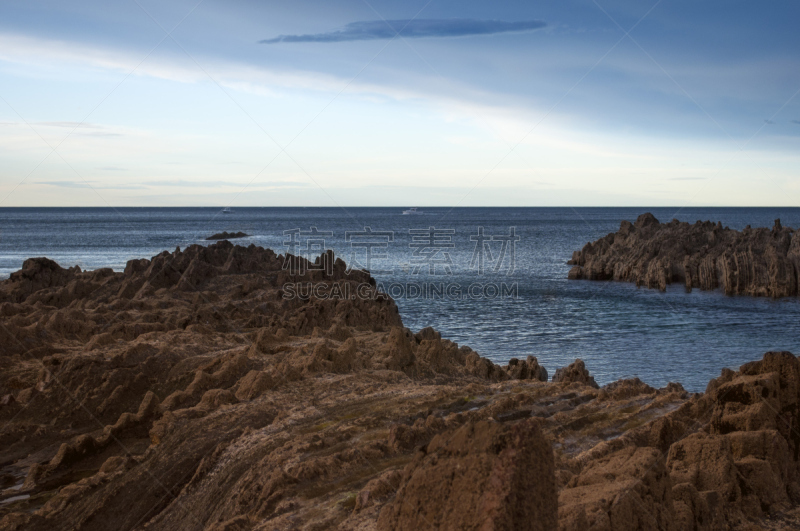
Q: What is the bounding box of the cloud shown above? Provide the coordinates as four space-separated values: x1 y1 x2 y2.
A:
35 180 145 190
38 121 99 128
260 19 546 44
35 179 309 190
36 180 93 189
149 180 309 188
791 120 800 125
764 119 775 125
37 121 123 137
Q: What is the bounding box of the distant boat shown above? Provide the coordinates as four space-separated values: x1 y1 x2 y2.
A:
402 207 423 215
222 207 232 214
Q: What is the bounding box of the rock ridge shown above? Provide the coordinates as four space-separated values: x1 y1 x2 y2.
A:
567 213 800 297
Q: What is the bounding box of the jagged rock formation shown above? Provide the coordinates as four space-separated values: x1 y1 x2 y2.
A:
505 355 548 382
377 419 557 530
567 213 800 297
558 350 800 530
206 231 249 240
0 243 512 530
1 244 799 529
552 359 598 388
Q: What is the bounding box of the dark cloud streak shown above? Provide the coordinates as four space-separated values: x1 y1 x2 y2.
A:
260 19 546 44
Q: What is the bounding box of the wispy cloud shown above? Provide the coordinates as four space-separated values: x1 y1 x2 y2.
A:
150 180 309 188
35 180 145 189
791 119 800 125
35 179 309 190
38 121 99 128
260 19 546 44
36 180 93 189
36 121 123 137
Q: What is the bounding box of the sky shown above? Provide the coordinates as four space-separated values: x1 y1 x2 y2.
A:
0 0 798 206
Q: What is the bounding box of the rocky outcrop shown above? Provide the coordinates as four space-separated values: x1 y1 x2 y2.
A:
377 419 556 531
558 351 800 529
559 446 677 530
0 244 516 530
505 355 548 381
567 213 800 297
1 244 800 529
205 231 249 240
553 359 599 388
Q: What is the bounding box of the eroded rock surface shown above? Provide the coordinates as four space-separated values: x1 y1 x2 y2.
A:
0 243 798 530
558 350 800 530
567 213 800 297
378 419 556 531
553 359 598 388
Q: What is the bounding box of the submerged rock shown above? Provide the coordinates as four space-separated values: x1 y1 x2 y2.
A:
205 231 249 240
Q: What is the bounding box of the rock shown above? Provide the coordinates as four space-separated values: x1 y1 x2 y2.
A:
3 242 800 530
205 231 249 241
559 446 675 531
354 469 402 512
600 378 656 400
414 326 441 342
378 419 556 531
506 355 548 382
670 482 724 531
567 213 800 297
667 432 741 506
552 359 599 388
465 351 509 382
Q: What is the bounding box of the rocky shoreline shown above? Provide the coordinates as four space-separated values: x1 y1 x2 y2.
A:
567 213 800 297
0 242 799 529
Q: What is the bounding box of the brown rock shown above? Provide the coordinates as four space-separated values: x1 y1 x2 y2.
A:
552 359 599 388
567 214 800 297
378 419 556 531
559 446 675 531
4 242 800 531
667 432 741 506
506 356 548 382
600 378 656 400
671 482 724 531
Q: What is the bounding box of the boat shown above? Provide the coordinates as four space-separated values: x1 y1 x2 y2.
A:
222 207 232 214
402 207 423 215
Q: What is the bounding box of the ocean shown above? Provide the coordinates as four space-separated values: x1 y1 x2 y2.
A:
2 206 799 392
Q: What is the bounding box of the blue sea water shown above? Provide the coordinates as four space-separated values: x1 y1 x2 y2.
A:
2 206 799 392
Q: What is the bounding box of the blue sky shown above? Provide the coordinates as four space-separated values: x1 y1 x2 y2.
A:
0 0 798 206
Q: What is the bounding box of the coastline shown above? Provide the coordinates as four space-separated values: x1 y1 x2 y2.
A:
3 207 800 392
1 242 799 529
